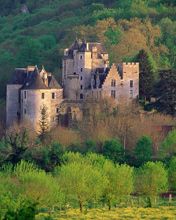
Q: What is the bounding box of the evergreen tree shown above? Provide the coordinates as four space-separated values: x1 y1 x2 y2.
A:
153 69 176 116
39 105 49 141
136 49 155 102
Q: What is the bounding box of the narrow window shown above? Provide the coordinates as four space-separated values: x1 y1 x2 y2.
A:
24 108 27 114
80 85 83 90
130 80 133 88
80 94 83 99
80 55 82 59
81 68 83 72
56 108 59 113
80 76 83 80
111 79 116 87
24 91 27 99
41 93 45 99
52 92 56 99
111 90 116 98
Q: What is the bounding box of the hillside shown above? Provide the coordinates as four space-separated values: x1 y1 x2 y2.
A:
0 0 176 98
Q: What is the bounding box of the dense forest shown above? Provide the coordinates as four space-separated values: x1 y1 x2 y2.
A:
0 0 176 100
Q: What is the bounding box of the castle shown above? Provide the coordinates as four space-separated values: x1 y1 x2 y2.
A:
6 40 139 131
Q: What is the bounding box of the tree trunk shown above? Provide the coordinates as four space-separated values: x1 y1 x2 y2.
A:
108 199 111 210
79 200 83 213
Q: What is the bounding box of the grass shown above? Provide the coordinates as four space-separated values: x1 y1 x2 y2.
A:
36 207 176 220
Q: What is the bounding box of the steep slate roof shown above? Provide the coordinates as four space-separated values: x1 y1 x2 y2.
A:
92 67 110 88
10 68 28 85
64 40 107 59
87 42 107 54
48 75 62 89
10 66 62 90
21 67 48 90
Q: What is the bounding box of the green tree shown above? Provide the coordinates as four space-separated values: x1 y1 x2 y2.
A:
168 157 176 191
136 49 156 102
4 199 37 220
17 38 43 67
135 161 168 206
0 50 15 98
38 35 57 50
102 139 124 163
153 69 176 116
134 136 153 166
103 161 134 210
105 27 122 45
0 128 29 165
14 161 64 210
57 160 105 212
25 142 64 171
160 130 176 159
39 105 49 141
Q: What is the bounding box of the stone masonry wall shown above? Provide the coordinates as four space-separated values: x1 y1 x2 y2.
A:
6 84 22 127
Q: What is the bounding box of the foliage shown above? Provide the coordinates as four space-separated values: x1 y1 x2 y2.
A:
134 136 153 166
102 160 134 210
160 130 176 159
135 161 168 206
102 139 124 163
25 142 64 171
56 160 105 212
168 156 176 191
136 49 156 101
39 105 49 141
0 128 29 165
153 69 176 116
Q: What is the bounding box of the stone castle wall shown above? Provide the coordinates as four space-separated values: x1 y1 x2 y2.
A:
21 88 63 132
6 84 21 127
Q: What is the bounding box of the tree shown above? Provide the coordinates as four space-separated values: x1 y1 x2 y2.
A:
24 142 64 171
135 161 168 206
159 130 176 159
0 127 29 165
14 160 64 210
17 38 43 67
102 139 124 163
168 157 176 191
4 199 37 220
136 49 155 102
134 136 153 166
153 69 176 116
57 160 105 212
39 105 49 141
105 27 122 46
103 161 134 210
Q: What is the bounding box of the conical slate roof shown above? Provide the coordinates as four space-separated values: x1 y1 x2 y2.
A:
21 66 48 90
